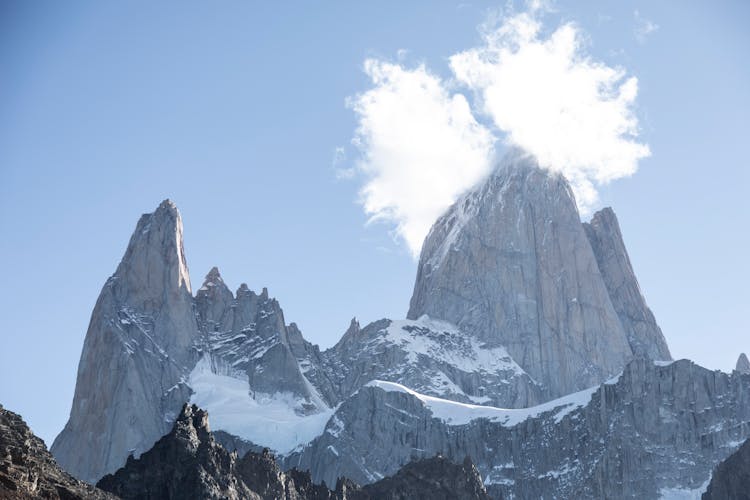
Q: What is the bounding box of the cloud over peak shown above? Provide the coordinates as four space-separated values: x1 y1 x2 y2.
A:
348 7 650 257
348 60 494 256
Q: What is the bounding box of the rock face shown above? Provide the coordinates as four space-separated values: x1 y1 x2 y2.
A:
51 202 335 483
0 404 114 499
51 200 199 483
408 151 644 399
737 353 750 374
583 207 671 361
323 316 543 407
356 455 490 500
702 437 750 500
288 359 750 499
194 268 333 411
97 403 490 500
97 403 258 499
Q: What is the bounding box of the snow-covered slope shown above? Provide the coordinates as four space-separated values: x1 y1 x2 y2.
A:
323 316 544 408
364 379 598 427
188 355 332 454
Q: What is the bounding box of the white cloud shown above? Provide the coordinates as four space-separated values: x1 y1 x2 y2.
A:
634 10 659 44
332 146 355 180
348 6 649 256
348 60 495 256
450 9 650 211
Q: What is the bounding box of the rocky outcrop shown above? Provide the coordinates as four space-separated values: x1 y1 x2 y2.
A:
737 353 750 374
702 437 750 500
356 455 490 500
0 404 115 499
288 359 750 499
97 403 257 499
407 150 635 399
51 200 199 483
583 207 671 361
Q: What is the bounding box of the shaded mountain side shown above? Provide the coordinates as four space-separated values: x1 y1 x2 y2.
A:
702 438 750 500
97 403 491 500
0 404 115 500
356 455 491 500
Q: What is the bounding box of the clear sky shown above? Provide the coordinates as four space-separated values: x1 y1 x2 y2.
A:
1 1 748 446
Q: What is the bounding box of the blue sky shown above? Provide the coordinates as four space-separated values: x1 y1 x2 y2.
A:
0 1 748 445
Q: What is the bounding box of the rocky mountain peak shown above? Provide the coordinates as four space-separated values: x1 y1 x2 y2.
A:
737 353 750 374
583 207 671 361
51 200 200 482
120 199 191 295
205 266 224 283
172 404 212 449
407 149 634 398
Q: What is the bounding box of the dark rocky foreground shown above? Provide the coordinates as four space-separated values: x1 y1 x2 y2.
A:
703 437 750 500
96 403 491 500
0 404 115 499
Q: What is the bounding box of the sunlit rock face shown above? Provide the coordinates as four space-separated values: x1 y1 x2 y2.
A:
583 207 671 361
51 200 199 483
408 150 651 399
52 201 335 484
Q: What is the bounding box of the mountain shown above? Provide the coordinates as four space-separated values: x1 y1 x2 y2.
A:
408 150 670 400
287 359 750 499
702 437 750 500
52 201 334 482
52 152 744 496
582 207 671 360
0 404 115 499
51 200 199 483
737 353 750 374
96 403 491 500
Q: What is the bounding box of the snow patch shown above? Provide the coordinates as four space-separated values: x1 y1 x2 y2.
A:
654 360 676 367
382 316 527 377
366 379 597 427
187 355 332 454
658 478 710 500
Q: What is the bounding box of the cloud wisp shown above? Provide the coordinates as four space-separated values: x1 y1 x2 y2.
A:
348 60 495 256
634 10 659 44
348 6 650 257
